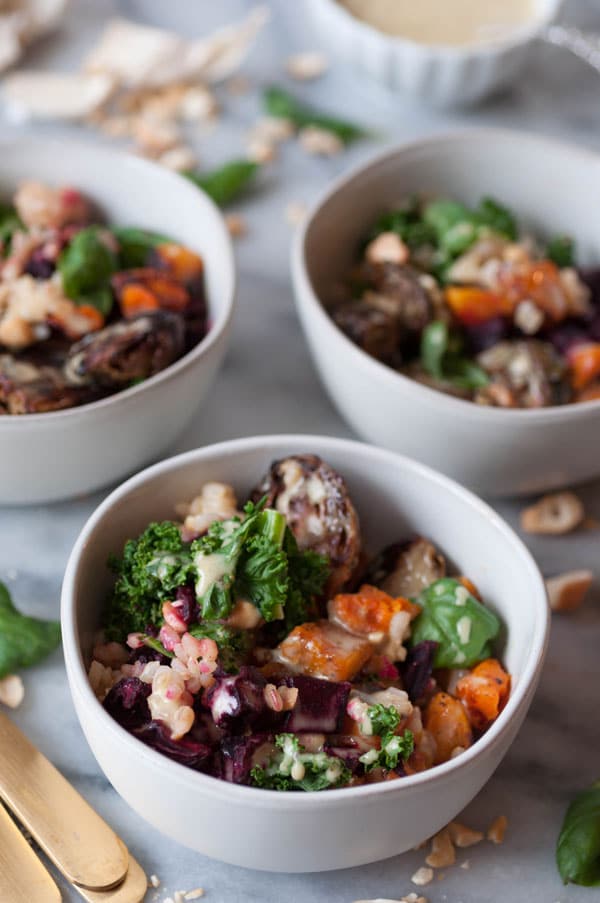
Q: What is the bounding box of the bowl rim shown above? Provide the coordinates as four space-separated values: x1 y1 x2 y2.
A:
292 126 600 424
61 433 549 807
0 138 235 427
309 0 564 55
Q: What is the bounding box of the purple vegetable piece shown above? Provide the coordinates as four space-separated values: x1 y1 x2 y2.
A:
401 641 438 703
218 735 264 784
128 646 170 667
464 317 508 353
173 584 197 626
103 677 151 730
547 322 587 355
135 722 212 770
581 267 600 307
284 676 351 734
204 666 267 730
323 738 363 774
25 249 55 280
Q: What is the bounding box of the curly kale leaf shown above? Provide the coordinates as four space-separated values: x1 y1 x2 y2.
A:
250 734 351 791
367 703 401 737
106 521 193 640
360 729 414 773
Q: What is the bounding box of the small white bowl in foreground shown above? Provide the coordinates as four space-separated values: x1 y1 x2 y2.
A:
61 435 548 872
0 140 235 505
292 129 600 497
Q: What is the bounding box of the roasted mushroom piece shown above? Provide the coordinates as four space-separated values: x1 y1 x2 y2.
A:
0 354 94 414
332 300 399 362
363 537 446 599
250 454 361 597
357 261 434 335
64 310 184 388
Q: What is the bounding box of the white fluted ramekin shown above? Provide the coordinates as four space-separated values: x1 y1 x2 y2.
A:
306 0 563 106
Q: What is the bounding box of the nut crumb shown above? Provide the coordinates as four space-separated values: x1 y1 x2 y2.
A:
250 116 294 144
460 859 471 870
448 821 484 847
149 874 161 888
546 569 593 612
0 674 24 708
365 231 409 266
487 814 508 844
299 125 343 156
225 213 247 239
411 867 434 887
246 138 276 164
285 201 307 226
185 890 205 901
425 828 455 868
286 51 328 80
158 145 198 172
521 491 584 535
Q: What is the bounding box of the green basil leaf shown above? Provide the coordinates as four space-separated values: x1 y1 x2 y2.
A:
475 196 517 241
546 235 575 268
58 226 117 314
0 203 22 254
421 321 449 380
112 227 171 268
444 356 491 390
185 160 258 207
264 85 369 143
410 578 501 668
557 781 600 886
0 582 61 679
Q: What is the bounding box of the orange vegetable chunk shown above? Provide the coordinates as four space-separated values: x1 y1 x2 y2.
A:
444 286 509 325
121 284 160 317
567 342 600 391
329 584 420 637
424 691 472 764
456 658 511 729
276 620 373 682
155 243 204 282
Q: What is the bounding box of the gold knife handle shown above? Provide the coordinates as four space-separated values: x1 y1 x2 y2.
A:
0 802 62 902
0 712 128 890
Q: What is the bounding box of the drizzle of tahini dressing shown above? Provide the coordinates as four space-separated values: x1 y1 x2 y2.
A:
339 0 540 46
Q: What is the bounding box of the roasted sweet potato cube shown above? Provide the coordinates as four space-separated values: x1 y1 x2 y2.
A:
152 243 204 282
112 268 190 316
276 620 373 682
329 584 420 638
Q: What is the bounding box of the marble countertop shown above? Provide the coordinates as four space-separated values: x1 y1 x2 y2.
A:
1 1 600 900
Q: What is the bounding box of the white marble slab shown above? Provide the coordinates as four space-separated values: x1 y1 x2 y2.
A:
1 1 599 900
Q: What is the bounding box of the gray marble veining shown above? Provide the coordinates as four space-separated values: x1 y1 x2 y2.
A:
1 1 599 900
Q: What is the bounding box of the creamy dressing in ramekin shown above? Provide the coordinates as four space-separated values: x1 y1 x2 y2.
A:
338 0 541 46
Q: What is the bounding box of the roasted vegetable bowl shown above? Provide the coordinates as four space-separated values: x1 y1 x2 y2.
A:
62 435 548 871
0 139 234 503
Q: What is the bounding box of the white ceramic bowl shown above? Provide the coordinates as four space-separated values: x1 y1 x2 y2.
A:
292 129 600 498
61 435 548 872
306 0 563 106
0 139 234 505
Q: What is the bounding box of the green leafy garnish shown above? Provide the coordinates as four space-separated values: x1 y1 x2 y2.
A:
264 85 368 144
250 734 351 791
106 522 193 640
367 703 401 737
0 582 61 679
0 204 22 255
112 227 171 268
546 235 575 268
420 321 490 391
58 226 117 315
359 729 414 772
410 578 500 669
185 160 259 207
557 781 600 886
367 197 437 249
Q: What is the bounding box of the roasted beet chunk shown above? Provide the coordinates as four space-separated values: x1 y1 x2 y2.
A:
250 454 361 596
204 666 267 730
127 646 170 667
284 676 350 734
217 735 264 784
63 311 184 388
103 677 151 730
134 722 211 770
332 301 399 362
400 641 438 704
173 585 197 626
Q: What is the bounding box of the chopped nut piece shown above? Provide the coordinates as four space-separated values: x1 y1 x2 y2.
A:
246 138 276 164
460 859 471 869
546 569 593 612
285 201 307 226
132 116 181 155
250 116 294 143
0 674 24 708
366 231 410 266
225 213 247 239
448 821 484 848
411 867 434 887
148 873 160 887
3 70 115 121
514 299 544 335
158 145 198 172
286 51 329 80
520 491 585 535
185 891 204 901
180 86 218 121
299 125 343 156
425 827 456 868
97 115 133 138
487 814 508 844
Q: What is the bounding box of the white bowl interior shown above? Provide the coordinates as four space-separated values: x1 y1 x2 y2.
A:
0 140 232 339
66 435 546 753
304 131 600 312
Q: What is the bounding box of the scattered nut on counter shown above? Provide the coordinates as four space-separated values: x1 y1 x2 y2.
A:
0 674 25 708
520 491 585 535
546 569 593 612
